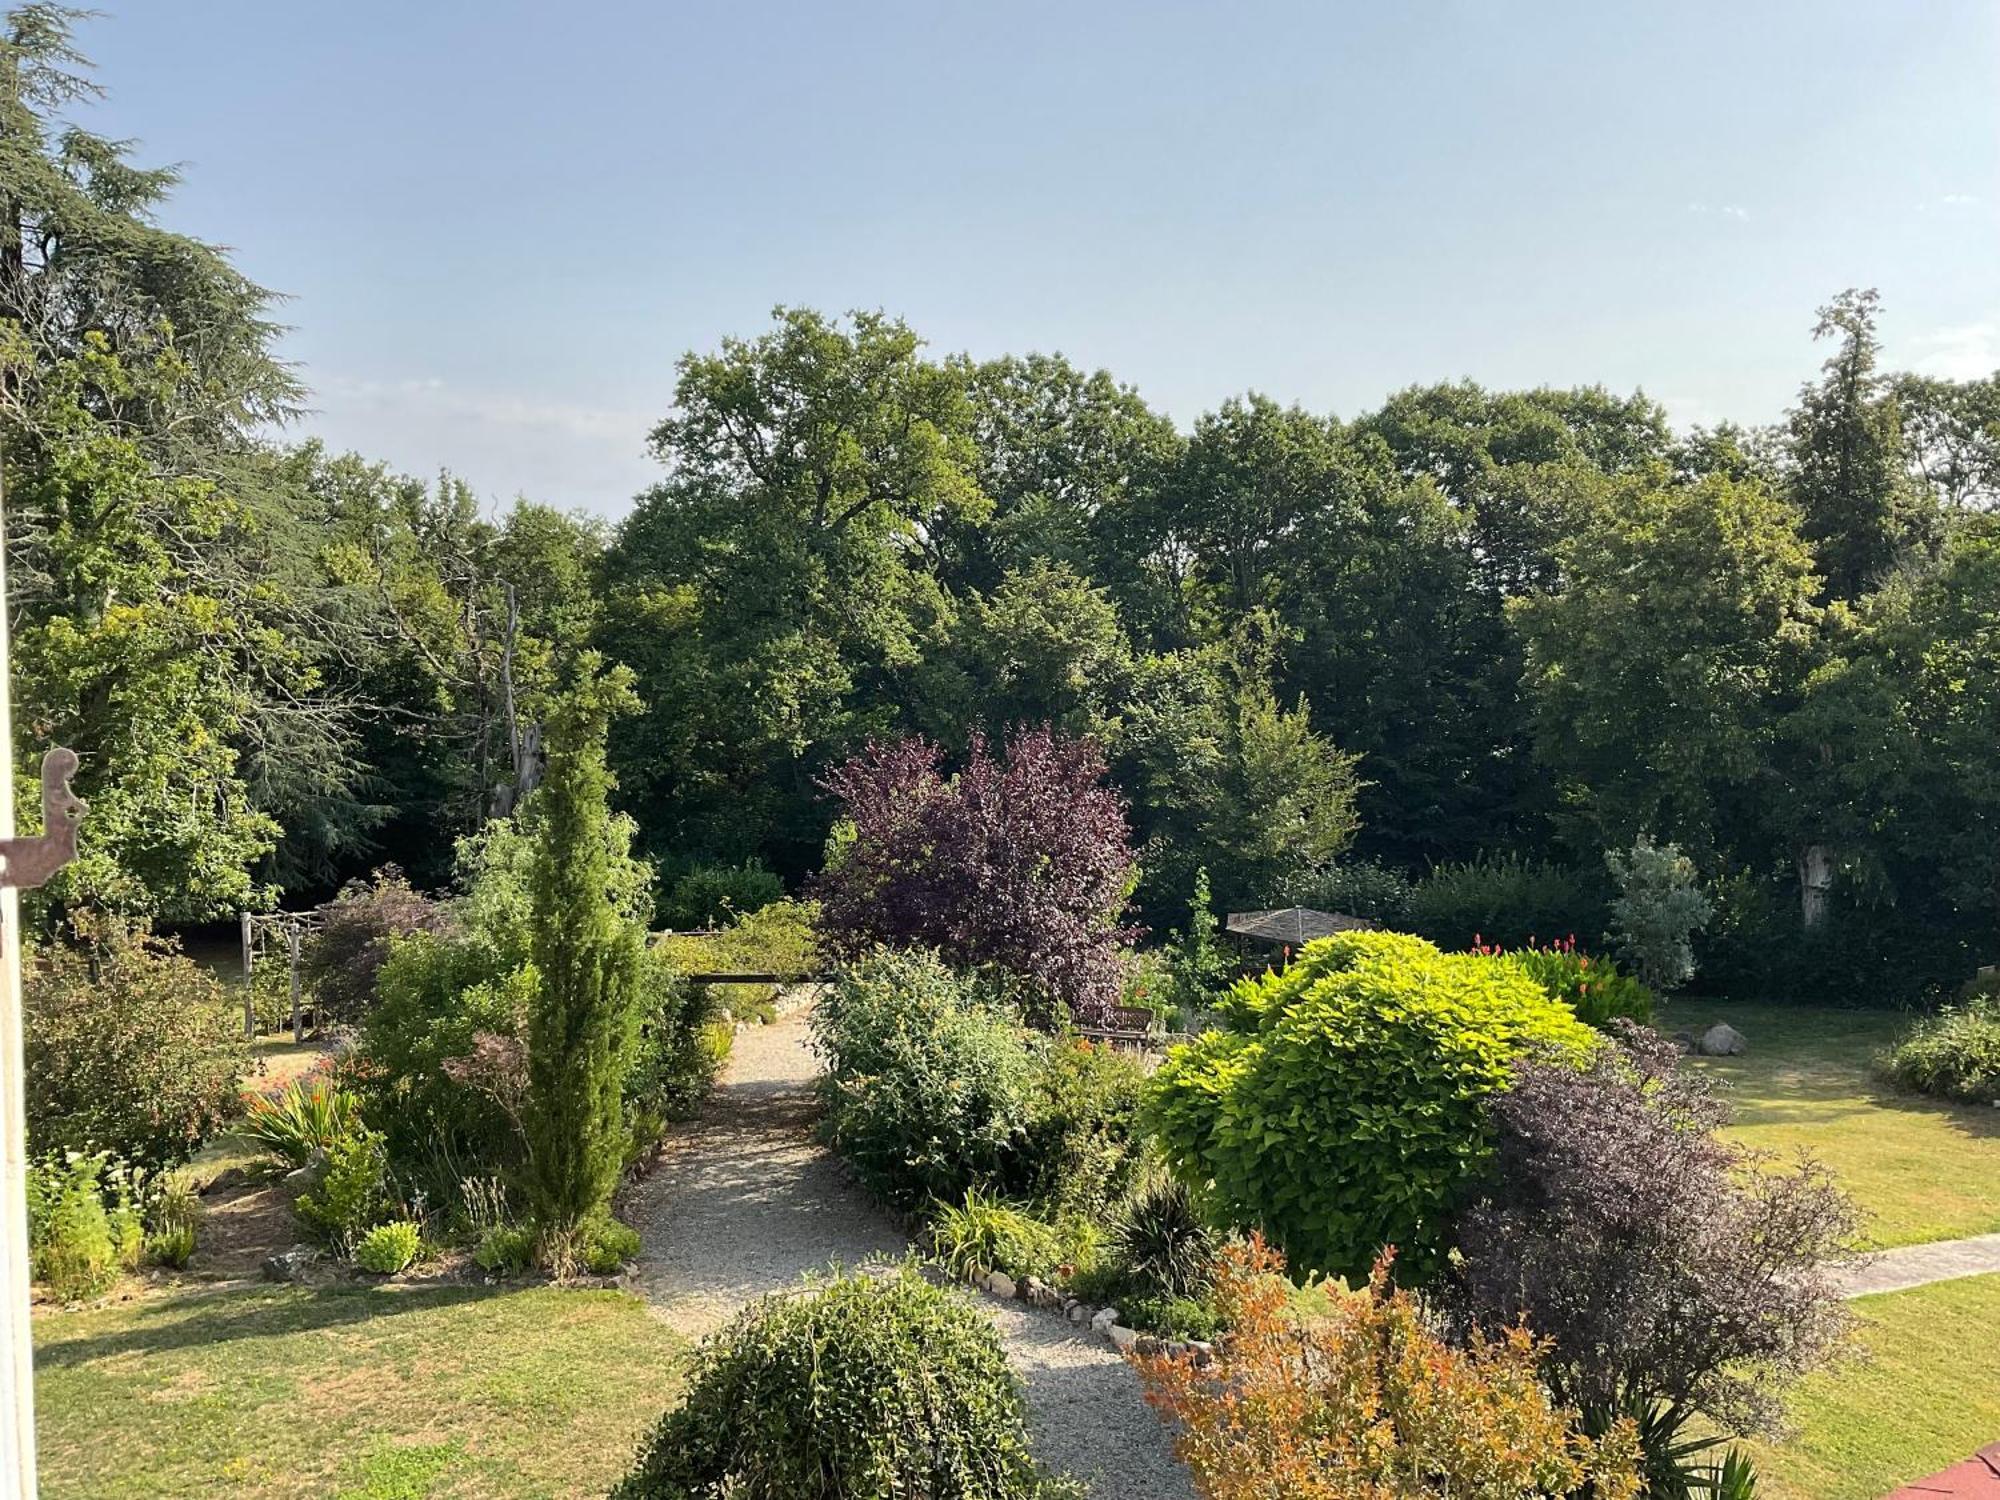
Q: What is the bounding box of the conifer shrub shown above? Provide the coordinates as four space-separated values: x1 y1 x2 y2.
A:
612 1265 1075 1500
1149 930 1597 1280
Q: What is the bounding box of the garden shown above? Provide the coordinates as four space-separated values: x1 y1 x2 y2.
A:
8 9 2000 1494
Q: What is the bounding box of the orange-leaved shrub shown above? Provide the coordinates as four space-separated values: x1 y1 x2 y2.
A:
1130 1236 1641 1500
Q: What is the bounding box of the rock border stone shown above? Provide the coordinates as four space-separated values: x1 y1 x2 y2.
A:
946 1260 1216 1367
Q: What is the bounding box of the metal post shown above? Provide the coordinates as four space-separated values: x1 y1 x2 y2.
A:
288 924 302 1044
0 480 38 1495
240 911 254 1039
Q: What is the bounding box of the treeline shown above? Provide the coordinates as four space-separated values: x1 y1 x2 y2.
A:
4 12 1996 999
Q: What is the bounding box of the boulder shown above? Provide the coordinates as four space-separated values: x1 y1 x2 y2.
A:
1696 1023 1747 1057
1106 1323 1139 1352
261 1245 319 1283
982 1270 1017 1300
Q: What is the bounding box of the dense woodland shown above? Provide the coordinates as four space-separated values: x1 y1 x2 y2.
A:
4 13 1996 1002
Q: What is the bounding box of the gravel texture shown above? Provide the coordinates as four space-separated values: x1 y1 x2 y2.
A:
621 997 1196 1500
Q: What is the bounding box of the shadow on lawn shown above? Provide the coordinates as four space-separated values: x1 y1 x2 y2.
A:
32 1280 508 1371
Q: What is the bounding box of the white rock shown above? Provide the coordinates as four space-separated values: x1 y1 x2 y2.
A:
983 1271 1017 1300
1107 1323 1139 1352
1089 1306 1120 1334
1064 1299 1089 1323
1696 1022 1746 1057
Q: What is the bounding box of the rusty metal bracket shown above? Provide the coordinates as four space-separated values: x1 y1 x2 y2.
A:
0 747 85 890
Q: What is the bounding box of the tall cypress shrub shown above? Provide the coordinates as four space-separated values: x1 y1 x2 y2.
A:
521 657 645 1260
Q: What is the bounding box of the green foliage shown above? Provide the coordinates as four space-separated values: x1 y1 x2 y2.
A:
927 1189 1065 1283
1284 860 1414 926
1405 853 1608 951
239 1079 364 1167
1884 995 2000 1106
1502 945 1656 1030
296 1127 393 1254
473 1224 537 1274
1164 867 1234 1011
611 1265 1069 1500
299 868 454 1030
27 1151 143 1301
812 949 1039 1209
1607 837 1714 990
1109 1177 1219 1303
24 927 248 1172
354 1220 422 1274
653 898 820 1023
656 859 784 931
580 1215 642 1274
1117 1291 1223 1341
1009 1038 1147 1217
624 956 727 1128
1148 929 1598 1280
354 932 535 1182
520 658 647 1248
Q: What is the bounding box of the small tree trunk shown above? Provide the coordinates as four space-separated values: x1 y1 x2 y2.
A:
1798 844 1834 930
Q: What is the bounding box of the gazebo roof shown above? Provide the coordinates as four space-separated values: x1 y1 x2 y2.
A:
1225 906 1376 947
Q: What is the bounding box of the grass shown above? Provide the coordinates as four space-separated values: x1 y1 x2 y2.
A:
1672 999 2000 1248
34 1281 685 1498
1749 1272 2000 1500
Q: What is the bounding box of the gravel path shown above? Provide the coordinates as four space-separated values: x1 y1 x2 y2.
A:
621 999 1195 1500
1836 1232 2000 1298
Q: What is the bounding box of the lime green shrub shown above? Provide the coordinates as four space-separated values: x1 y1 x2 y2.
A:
611 1265 1074 1500
354 1220 422 1274
1149 930 1598 1281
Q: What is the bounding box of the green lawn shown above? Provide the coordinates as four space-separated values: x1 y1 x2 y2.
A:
34 1282 685 1499
1673 999 2000 1248
1749 1272 2000 1500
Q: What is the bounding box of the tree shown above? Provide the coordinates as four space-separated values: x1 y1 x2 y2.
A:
1605 837 1712 990
519 656 646 1257
602 307 979 874
1787 289 1932 600
814 727 1137 1026
1510 472 1821 867
1116 624 1360 914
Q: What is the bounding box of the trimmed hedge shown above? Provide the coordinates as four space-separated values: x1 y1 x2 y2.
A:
1149 930 1598 1281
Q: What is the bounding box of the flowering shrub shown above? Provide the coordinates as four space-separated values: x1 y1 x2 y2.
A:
815 728 1137 1026
1149 930 1597 1280
1131 1236 1642 1500
239 1079 365 1166
1471 935 1655 1030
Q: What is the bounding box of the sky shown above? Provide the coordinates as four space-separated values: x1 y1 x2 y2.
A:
73 1 2000 517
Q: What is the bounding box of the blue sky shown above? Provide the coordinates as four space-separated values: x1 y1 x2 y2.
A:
76 1 1999 516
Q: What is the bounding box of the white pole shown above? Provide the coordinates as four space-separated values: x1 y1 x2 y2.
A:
0 476 39 1493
